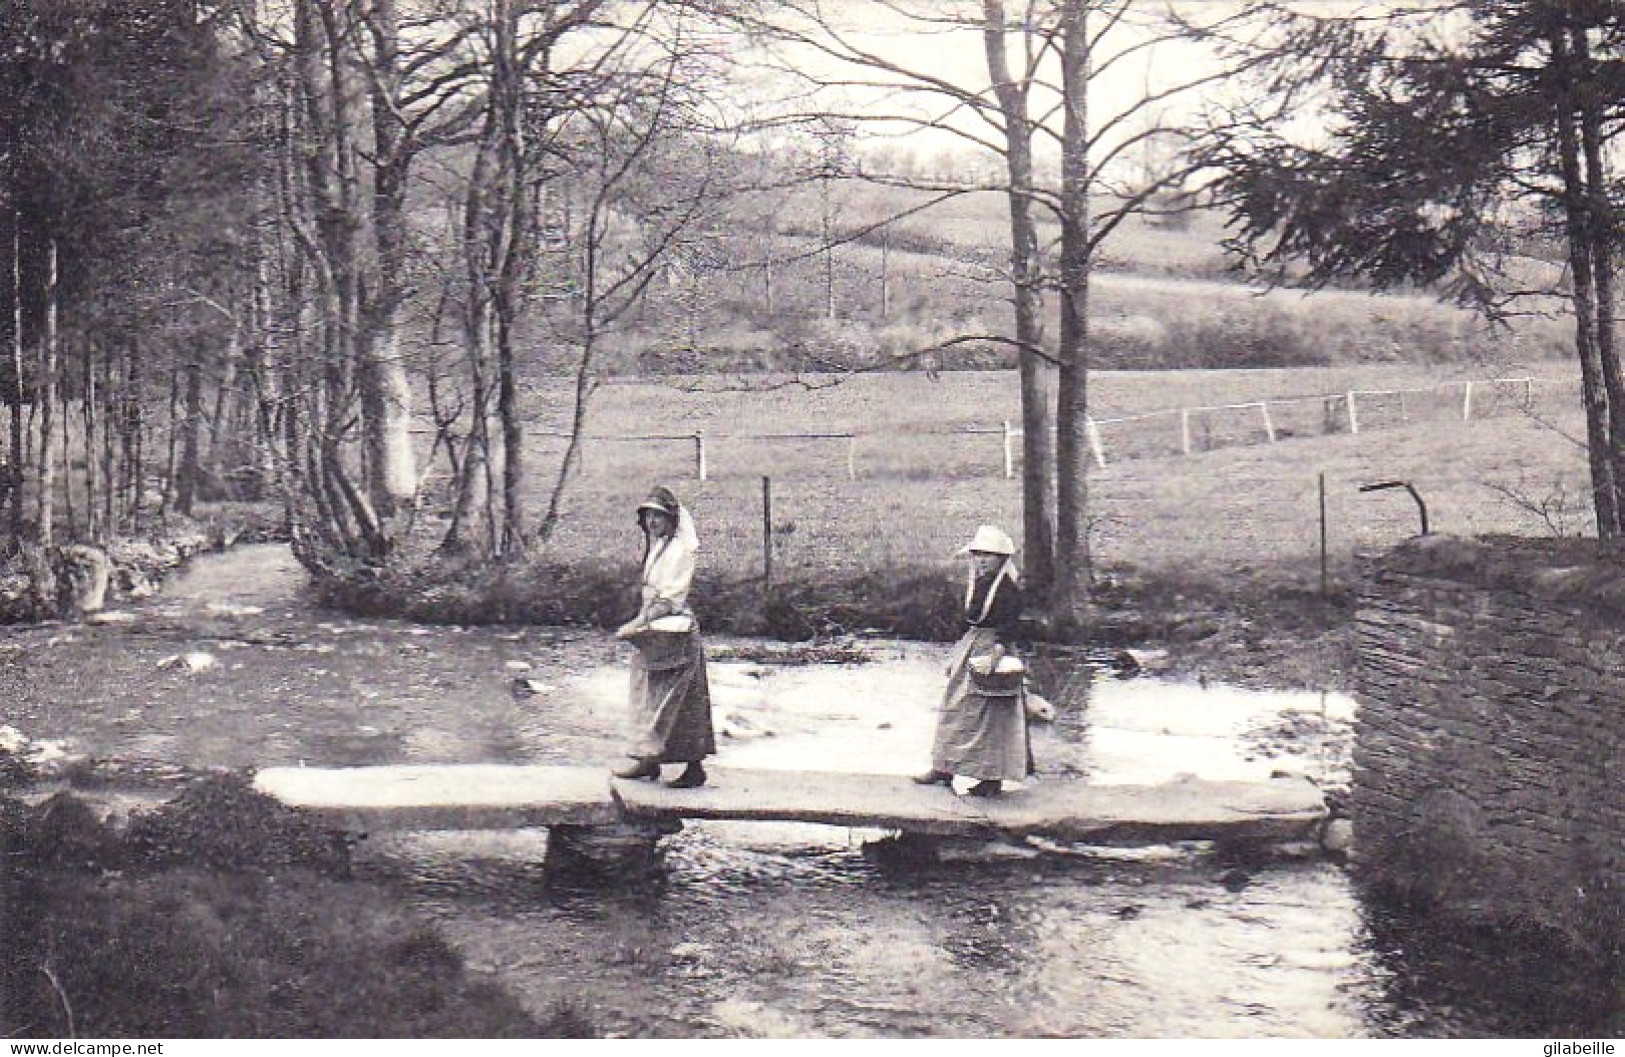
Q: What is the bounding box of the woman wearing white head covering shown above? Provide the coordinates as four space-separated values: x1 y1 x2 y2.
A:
612 485 716 788
914 524 1029 796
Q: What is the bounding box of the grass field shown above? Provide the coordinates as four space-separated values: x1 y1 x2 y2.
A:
436 364 1594 593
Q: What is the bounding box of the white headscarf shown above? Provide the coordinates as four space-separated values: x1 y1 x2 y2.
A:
642 502 698 615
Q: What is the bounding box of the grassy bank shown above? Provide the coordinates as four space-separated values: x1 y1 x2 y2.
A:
323 536 1356 686
0 774 587 1038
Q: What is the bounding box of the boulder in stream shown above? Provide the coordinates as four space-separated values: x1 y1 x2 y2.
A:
158 651 219 674
53 544 110 619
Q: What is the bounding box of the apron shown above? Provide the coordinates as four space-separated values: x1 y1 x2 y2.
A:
627 630 716 763
930 625 1029 782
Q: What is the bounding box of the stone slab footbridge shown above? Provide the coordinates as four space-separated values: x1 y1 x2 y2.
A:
253 764 1329 873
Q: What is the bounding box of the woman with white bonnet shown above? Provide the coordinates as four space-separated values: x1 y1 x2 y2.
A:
612 485 716 789
914 524 1028 796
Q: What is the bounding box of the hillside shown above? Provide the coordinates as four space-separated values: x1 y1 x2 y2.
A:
565 178 1575 378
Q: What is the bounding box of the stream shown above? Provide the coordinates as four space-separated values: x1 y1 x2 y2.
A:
0 544 1614 1038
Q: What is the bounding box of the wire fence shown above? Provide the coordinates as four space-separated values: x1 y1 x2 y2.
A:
535 456 1593 594
517 374 1577 483
514 372 1590 589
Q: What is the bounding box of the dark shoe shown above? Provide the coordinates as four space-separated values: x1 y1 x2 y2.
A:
965 780 1003 797
911 770 953 786
613 758 661 781
666 762 707 789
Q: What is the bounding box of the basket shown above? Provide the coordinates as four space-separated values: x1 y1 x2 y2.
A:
626 626 694 670
968 654 1025 697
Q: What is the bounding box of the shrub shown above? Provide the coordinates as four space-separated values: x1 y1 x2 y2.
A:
124 772 352 874
0 785 562 1038
0 868 546 1038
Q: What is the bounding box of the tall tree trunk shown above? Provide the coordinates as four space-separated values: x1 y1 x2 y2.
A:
444 435 489 556
492 0 528 555
250 250 281 500
99 344 115 535
60 385 74 539
83 342 97 540
209 328 240 492
358 329 416 518
1573 24 1625 522
447 83 501 558
292 0 386 558
178 357 204 517
36 238 56 548
982 0 1055 602
281 318 303 537
121 339 140 523
1052 0 1092 626
362 0 418 518
161 364 180 519
496 310 523 555
1552 27 1620 537
9 215 24 542
123 339 143 529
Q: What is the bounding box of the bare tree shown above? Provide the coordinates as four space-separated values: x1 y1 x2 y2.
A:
457 0 612 558
424 2 738 557
741 0 1260 624
258 0 481 558
982 0 1056 597
534 9 739 542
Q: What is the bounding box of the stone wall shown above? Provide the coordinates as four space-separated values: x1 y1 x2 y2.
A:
1355 534 1625 953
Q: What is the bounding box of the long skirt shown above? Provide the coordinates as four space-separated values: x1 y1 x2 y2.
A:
930 626 1028 782
626 631 716 763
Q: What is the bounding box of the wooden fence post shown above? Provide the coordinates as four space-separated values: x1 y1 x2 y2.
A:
1346 391 1360 435
1461 381 1473 422
1259 402 1276 443
1319 471 1328 599
1180 408 1192 456
1002 420 1014 479
761 475 773 593
694 431 707 481
1086 416 1107 468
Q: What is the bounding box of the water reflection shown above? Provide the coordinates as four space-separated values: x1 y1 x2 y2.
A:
1357 901 1621 1038
354 824 1398 1037
941 906 1016 974
1025 644 1099 747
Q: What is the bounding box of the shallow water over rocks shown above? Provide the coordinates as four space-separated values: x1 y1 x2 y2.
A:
6 545 1615 1037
